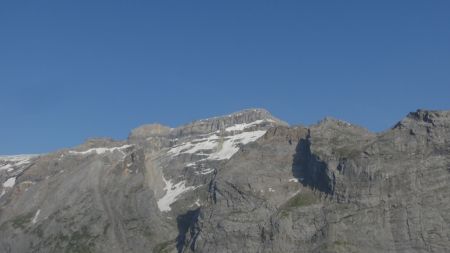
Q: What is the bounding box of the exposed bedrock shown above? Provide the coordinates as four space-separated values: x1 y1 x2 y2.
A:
0 109 449 253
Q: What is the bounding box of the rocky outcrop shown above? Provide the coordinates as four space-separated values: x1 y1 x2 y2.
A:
0 109 449 253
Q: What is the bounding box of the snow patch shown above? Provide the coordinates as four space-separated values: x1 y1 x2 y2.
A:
0 154 38 162
0 164 13 171
208 130 266 160
168 130 266 161
225 120 265 132
3 177 16 188
0 155 36 171
157 177 197 212
168 135 218 157
288 178 299 183
32 209 41 224
268 187 275 192
195 168 215 175
69 145 133 156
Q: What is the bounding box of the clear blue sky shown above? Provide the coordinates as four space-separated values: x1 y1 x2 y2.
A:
1 1 449 154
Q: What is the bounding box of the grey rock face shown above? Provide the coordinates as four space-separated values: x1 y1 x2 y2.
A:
129 124 172 142
0 109 449 253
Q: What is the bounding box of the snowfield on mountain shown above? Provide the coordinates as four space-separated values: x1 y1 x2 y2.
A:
0 108 449 253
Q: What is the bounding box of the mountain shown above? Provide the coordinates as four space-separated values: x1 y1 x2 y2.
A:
0 109 449 253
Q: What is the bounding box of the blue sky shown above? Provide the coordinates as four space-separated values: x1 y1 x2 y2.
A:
1 1 449 154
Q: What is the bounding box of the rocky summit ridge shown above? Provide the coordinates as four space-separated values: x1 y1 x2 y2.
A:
0 108 449 253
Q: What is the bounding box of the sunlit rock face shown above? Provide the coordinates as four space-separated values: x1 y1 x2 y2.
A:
0 109 449 253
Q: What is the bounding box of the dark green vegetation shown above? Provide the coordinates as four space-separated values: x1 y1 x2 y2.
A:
279 191 318 218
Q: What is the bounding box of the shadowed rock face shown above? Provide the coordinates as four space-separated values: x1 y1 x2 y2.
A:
0 109 449 253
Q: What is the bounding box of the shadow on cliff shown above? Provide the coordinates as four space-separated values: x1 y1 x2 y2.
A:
176 208 200 253
292 137 334 195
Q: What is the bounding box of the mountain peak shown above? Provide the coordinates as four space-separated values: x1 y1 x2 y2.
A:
172 108 288 137
128 123 172 141
394 109 450 130
189 108 284 125
129 108 288 141
1 109 450 252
